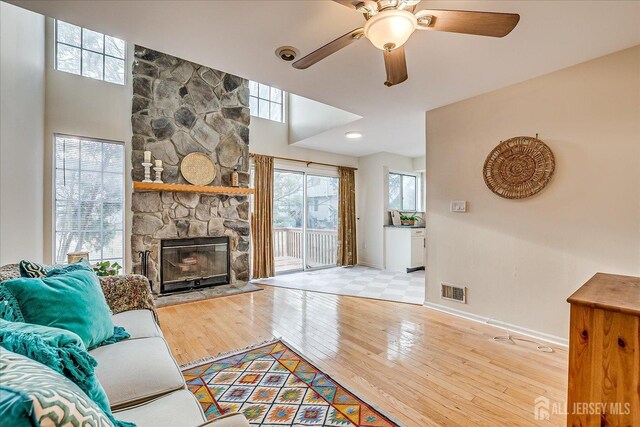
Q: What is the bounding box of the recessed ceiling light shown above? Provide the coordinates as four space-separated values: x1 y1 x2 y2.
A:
345 131 363 140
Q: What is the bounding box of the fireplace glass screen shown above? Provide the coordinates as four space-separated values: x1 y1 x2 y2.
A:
161 237 229 294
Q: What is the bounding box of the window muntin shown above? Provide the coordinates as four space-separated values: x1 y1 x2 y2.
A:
55 20 126 85
249 81 285 122
54 135 125 266
388 172 417 211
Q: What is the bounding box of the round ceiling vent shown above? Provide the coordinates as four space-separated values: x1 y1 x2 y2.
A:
275 46 299 62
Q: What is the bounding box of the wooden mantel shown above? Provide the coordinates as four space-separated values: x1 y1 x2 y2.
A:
133 181 254 195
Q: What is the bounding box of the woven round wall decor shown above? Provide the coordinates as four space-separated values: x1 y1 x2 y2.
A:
180 152 216 186
483 136 555 199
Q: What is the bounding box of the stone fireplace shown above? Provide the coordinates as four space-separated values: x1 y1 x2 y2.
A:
130 46 250 294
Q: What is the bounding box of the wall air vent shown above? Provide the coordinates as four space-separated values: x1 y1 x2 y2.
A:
441 283 467 303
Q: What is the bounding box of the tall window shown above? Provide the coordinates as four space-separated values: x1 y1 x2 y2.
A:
55 20 126 85
388 172 417 211
248 81 284 122
54 135 125 265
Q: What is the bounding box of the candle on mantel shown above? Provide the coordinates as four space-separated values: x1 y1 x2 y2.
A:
155 160 163 168
143 151 151 163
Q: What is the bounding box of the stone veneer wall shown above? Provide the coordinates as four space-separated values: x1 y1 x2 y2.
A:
130 46 250 293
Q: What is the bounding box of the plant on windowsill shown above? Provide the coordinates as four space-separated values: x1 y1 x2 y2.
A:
400 213 422 226
93 261 122 277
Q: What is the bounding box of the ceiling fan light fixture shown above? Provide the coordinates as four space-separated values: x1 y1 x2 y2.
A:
364 9 417 51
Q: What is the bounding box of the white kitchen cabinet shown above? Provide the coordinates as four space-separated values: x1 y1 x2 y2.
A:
384 226 425 272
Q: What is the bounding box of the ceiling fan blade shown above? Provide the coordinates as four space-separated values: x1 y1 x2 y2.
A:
293 28 364 69
416 9 520 37
331 0 361 10
383 46 408 87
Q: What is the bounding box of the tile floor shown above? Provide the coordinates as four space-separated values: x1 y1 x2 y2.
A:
254 266 425 305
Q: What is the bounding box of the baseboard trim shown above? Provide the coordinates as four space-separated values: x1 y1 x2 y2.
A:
357 261 384 270
422 301 569 348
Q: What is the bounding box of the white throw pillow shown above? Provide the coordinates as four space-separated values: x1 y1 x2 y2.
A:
0 348 114 427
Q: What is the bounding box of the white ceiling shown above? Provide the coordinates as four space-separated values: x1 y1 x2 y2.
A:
10 0 640 157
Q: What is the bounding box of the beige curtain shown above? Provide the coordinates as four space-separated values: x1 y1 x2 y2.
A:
337 167 357 266
251 154 275 278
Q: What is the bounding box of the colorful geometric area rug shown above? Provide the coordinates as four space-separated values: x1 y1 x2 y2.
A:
181 339 402 426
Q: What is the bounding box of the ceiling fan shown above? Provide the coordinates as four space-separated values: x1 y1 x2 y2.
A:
292 0 520 87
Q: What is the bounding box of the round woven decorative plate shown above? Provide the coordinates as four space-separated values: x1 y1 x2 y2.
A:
180 153 216 186
483 136 555 199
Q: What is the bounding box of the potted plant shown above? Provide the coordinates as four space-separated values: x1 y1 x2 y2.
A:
93 261 122 277
400 213 422 226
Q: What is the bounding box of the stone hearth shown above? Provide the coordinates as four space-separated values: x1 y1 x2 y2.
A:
130 46 250 294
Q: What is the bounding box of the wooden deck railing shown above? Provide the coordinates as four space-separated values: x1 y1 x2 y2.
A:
273 227 337 267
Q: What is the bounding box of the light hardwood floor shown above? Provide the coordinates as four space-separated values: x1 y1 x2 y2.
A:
158 286 568 426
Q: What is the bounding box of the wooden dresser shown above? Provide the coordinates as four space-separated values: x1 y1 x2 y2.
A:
567 273 640 426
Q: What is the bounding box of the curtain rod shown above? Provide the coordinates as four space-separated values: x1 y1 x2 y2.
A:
249 153 357 171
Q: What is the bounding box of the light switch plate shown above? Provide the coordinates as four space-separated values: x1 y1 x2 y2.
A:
451 201 467 212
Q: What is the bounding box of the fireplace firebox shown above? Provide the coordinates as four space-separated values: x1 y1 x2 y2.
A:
160 237 230 294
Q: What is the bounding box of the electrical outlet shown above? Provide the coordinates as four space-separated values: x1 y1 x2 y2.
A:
450 201 467 212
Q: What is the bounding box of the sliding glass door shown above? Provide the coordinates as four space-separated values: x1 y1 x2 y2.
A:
273 170 304 272
273 169 338 274
305 175 338 269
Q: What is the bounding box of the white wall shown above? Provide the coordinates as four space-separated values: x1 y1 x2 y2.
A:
356 152 417 269
43 17 133 267
412 155 426 213
425 46 640 341
249 115 358 169
0 2 45 264
412 155 425 172
288 93 361 144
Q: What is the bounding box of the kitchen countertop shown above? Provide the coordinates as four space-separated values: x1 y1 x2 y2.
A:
384 224 426 229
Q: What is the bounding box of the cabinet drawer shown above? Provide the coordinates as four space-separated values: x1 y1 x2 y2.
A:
411 229 425 237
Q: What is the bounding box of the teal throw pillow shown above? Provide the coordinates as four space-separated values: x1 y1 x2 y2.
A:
0 385 36 427
46 261 95 278
0 270 115 349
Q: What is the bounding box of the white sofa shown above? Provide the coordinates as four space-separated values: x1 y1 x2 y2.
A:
0 265 249 427
97 309 250 427
95 309 250 427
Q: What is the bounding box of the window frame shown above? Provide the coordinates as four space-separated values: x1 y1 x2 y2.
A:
249 81 286 123
388 171 418 212
54 20 127 85
53 134 126 266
